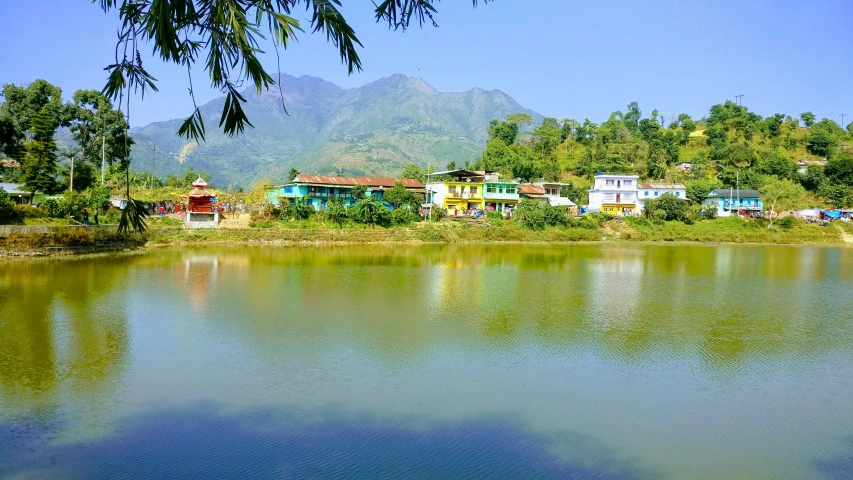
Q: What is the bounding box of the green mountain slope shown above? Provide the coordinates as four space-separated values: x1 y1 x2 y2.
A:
130 74 542 186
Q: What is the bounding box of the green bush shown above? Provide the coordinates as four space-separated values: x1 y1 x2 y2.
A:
778 215 799 229
486 211 503 220
249 220 275 228
701 203 718 220
514 199 546 229
88 185 112 212
390 207 418 226
42 198 64 217
13 205 50 218
0 187 18 223
60 191 88 219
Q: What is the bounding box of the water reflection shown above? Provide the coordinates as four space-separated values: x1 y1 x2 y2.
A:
0 403 659 479
0 259 130 415
1 245 853 478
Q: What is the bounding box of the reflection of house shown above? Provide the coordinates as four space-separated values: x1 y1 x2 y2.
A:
265 174 425 211
637 183 687 211
426 169 486 215
587 173 638 215
0 182 44 205
702 188 763 216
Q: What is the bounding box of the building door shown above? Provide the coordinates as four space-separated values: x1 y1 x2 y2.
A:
616 193 621 203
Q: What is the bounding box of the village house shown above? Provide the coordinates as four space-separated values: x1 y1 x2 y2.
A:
702 188 763 217
519 181 577 212
265 174 425 211
483 176 519 213
426 169 486 215
675 162 692 173
0 182 45 205
637 182 687 212
587 173 639 215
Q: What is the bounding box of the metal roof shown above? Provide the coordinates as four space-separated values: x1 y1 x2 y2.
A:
0 183 33 195
427 169 483 178
518 184 546 195
638 183 686 189
292 174 424 189
706 188 762 199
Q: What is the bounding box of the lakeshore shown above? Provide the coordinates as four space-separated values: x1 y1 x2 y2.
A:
1 214 851 258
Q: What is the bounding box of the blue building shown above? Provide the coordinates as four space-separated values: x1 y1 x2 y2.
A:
702 188 763 216
264 174 425 211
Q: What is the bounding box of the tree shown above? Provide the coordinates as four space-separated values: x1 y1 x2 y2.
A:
623 102 641 135
96 0 491 142
20 108 59 195
445 160 457 171
383 181 412 209
800 112 816 128
760 178 805 227
532 117 562 156
292 195 312 220
487 118 520 146
0 79 70 160
643 193 687 221
352 195 385 228
757 150 796 180
287 168 300 181
678 113 696 134
88 184 112 212
799 165 826 191
825 152 853 186
68 89 133 169
805 130 834 157
685 177 722 203
326 196 346 228
400 164 425 183
351 184 368 200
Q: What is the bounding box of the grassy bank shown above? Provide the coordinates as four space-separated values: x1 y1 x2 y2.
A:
146 216 848 246
2 216 848 256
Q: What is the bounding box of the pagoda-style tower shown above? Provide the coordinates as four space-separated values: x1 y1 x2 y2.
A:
183 177 220 228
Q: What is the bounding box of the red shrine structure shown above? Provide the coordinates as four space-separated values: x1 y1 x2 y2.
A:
183 177 220 228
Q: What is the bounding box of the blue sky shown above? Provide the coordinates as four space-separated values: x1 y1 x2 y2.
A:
1 0 851 127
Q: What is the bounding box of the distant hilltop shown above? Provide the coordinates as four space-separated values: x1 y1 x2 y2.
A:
129 73 542 187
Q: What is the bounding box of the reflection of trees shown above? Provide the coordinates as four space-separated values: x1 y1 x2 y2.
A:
196 244 853 370
0 259 130 413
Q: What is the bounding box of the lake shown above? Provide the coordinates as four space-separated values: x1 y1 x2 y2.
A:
1 244 853 479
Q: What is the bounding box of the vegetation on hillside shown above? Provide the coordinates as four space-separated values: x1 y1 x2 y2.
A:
462 101 853 209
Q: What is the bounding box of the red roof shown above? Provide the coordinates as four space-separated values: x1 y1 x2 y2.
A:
518 183 546 195
292 174 424 189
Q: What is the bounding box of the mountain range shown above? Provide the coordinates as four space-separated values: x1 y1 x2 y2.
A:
129 74 542 187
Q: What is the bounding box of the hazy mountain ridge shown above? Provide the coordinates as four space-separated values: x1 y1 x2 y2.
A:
129 74 542 186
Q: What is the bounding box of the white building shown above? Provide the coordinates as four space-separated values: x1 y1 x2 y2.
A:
587 173 639 215
637 183 687 211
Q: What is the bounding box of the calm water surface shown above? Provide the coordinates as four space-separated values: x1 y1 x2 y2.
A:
2 244 853 479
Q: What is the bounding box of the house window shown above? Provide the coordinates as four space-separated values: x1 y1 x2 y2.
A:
506 186 517 194
605 179 614 186
284 186 293 194
487 185 496 193
471 186 478 194
676 192 680 197
644 191 649 197
449 186 457 194
654 191 659 196
624 180 632 186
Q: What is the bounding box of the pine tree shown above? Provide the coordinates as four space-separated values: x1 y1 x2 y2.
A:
21 108 59 194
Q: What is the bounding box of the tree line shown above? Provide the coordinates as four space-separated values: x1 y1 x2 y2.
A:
452 101 853 209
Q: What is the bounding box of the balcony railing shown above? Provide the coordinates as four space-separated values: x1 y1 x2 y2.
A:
447 192 483 199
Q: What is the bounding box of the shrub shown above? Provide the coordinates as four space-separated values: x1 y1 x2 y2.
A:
486 211 503 220
60 191 88 219
249 220 275 228
42 198 64 217
0 187 17 223
778 215 798 229
88 185 112 212
13 205 50 218
543 205 569 227
514 199 546 230
428 208 446 222
390 207 418 226
701 203 718 220
59 228 96 246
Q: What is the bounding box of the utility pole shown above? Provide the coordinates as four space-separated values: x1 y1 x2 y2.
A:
841 113 847 130
151 145 157 188
101 135 106 185
734 94 744 106
69 154 75 192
